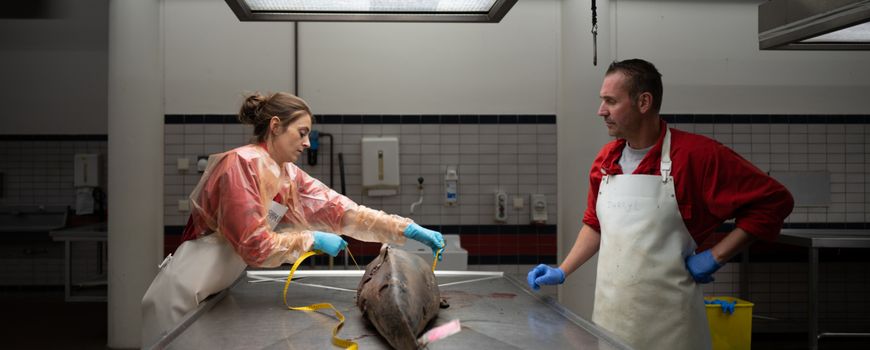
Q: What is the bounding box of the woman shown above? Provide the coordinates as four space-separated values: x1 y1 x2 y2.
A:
142 92 444 346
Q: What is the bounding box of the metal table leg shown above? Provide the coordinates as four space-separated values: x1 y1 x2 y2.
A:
740 250 750 300
64 240 71 301
809 247 818 350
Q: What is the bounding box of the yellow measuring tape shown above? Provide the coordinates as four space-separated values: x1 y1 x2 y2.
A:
283 250 358 350
432 248 444 272
282 246 443 349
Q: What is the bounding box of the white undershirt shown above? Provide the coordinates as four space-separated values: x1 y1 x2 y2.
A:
619 143 653 175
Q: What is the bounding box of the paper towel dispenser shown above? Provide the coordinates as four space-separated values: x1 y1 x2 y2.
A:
362 136 400 197
74 154 99 188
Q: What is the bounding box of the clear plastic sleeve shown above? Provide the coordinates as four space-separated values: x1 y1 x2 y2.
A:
186 144 410 267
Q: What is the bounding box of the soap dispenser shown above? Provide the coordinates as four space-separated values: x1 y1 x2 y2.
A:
444 166 458 206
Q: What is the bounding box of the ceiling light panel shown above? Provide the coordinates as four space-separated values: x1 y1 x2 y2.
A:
227 0 517 22
246 0 496 13
802 20 870 43
759 0 870 50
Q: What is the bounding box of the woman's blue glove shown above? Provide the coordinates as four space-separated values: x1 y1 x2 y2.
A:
527 264 565 291
311 231 348 257
403 223 445 261
685 249 723 284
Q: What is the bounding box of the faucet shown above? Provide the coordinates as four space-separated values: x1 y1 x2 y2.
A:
410 177 424 215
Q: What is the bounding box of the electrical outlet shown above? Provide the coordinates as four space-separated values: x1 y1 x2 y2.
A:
513 195 524 209
177 158 190 171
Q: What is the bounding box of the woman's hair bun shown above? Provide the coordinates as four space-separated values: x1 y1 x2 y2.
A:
238 93 266 125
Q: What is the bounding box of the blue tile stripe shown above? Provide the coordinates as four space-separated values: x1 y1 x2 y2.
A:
166 114 870 124
0 135 108 141
165 114 557 124
662 114 870 124
165 115 236 124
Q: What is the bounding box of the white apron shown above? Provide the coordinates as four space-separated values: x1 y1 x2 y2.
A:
592 129 711 350
141 233 247 347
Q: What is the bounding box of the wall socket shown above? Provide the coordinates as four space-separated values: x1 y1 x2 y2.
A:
512 195 524 209
177 157 190 171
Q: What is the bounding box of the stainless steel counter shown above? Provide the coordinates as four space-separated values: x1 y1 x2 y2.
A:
776 229 870 350
50 222 107 241
150 270 632 350
778 229 870 248
0 205 68 235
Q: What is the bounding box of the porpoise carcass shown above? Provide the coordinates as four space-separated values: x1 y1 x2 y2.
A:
356 245 443 350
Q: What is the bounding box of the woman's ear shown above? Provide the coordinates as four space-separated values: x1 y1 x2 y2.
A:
269 116 281 135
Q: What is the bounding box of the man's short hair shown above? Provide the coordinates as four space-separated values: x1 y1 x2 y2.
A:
606 59 663 112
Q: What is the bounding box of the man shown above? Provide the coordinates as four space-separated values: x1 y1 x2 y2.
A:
527 59 793 349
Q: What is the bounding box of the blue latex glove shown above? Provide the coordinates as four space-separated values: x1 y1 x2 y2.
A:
311 231 348 257
685 249 723 284
527 264 565 291
403 223 445 261
705 299 737 314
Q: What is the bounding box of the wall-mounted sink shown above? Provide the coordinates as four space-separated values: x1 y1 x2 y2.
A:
0 205 68 234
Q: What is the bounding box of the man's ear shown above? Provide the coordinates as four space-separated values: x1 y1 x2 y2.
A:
637 92 653 114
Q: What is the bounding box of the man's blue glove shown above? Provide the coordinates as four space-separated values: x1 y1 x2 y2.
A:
705 299 737 314
685 249 723 284
527 264 565 291
311 231 348 257
403 223 445 261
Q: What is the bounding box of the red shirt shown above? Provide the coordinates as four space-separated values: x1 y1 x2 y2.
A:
583 121 794 246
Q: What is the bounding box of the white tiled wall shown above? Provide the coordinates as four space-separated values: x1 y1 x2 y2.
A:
674 123 869 224
670 121 870 332
162 121 559 227
0 140 107 286
0 140 107 207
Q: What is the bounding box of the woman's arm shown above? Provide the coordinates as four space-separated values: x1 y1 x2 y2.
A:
290 164 411 243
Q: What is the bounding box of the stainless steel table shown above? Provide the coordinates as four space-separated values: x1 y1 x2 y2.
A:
49 223 107 302
777 229 870 350
149 270 633 350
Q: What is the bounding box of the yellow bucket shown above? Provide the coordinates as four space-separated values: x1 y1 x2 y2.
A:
705 296 753 350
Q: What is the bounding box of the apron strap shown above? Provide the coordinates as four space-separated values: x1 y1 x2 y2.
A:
660 128 672 183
